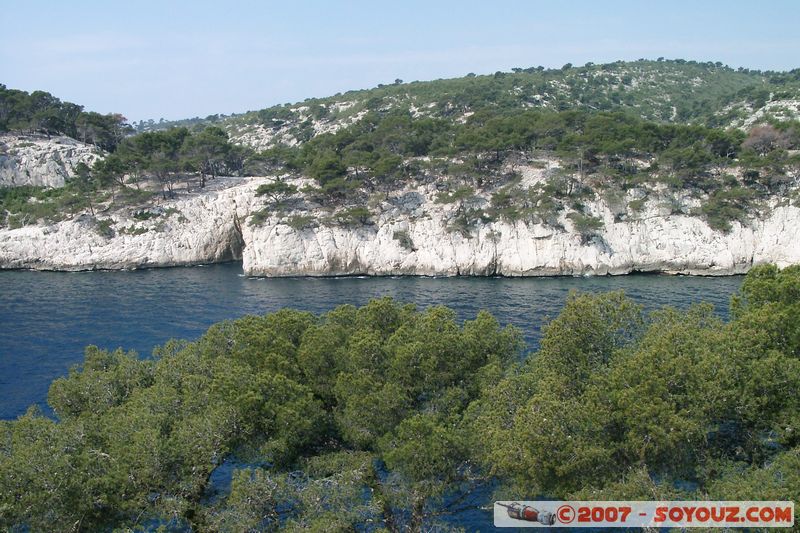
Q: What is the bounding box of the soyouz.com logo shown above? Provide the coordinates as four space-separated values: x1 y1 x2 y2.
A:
494 501 795 528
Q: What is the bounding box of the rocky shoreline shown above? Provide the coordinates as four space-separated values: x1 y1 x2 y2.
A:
2 175 799 277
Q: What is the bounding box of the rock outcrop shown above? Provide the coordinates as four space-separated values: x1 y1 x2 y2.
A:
0 134 103 188
1 176 799 276
0 177 257 270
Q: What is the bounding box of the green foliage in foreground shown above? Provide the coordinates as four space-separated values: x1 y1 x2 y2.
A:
471 265 800 501
1 265 799 531
0 299 522 531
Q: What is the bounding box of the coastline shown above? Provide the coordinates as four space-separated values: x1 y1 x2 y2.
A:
2 176 799 277
0 262 751 277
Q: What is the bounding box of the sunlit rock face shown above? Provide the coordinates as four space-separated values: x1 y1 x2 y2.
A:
2 175 798 276
0 135 103 188
241 197 800 277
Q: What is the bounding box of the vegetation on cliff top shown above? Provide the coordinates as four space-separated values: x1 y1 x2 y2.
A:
0 84 131 151
1 265 798 531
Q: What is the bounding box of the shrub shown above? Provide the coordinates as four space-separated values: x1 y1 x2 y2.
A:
489 187 524 222
286 214 318 230
700 187 755 232
435 186 476 204
94 218 115 238
249 208 271 226
567 212 604 243
628 198 647 213
393 230 415 250
334 207 372 227
255 180 298 205
120 225 149 236
132 210 156 221
530 194 564 226
115 188 154 207
0 186 70 227
447 208 490 238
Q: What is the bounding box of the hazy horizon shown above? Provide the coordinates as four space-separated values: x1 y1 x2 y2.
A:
2 0 799 122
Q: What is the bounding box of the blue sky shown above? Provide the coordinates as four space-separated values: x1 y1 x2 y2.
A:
2 0 798 122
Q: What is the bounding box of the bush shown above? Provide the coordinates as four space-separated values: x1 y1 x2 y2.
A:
334 207 372 227
115 188 154 207
627 198 647 213
0 185 88 227
132 210 157 221
94 218 115 238
393 230 415 250
489 187 525 222
475 267 800 498
567 211 604 242
120 225 149 236
255 180 298 205
700 187 755 232
435 186 475 204
285 214 317 230
2 264 799 530
249 208 270 226
446 208 490 238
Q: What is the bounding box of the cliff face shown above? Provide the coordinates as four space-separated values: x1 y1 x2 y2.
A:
240 198 800 277
0 178 254 270
2 176 799 276
0 135 103 188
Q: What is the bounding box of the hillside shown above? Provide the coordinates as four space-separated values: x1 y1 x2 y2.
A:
137 59 800 148
1 59 800 275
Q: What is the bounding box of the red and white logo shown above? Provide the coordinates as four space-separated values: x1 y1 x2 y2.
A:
494 501 795 528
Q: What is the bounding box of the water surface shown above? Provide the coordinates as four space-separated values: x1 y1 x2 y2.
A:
0 263 742 420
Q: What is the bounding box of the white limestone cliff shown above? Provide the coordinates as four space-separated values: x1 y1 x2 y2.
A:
1 176 799 276
240 196 800 277
0 178 258 270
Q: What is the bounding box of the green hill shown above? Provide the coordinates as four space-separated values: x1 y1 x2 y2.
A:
137 59 800 143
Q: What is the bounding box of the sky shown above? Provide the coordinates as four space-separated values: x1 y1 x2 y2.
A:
2 0 799 123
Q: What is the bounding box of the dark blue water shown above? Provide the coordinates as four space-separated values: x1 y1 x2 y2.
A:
0 263 742 421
